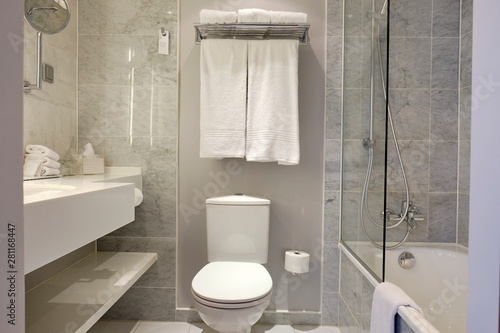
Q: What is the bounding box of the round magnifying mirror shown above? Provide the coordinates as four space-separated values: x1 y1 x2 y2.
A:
24 0 71 34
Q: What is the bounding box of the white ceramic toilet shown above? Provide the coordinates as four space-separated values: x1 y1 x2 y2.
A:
191 194 273 333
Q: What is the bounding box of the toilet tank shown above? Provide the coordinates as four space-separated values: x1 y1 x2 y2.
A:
206 194 270 264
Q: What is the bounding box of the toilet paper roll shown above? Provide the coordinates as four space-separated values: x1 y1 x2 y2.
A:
134 188 144 207
284 250 310 274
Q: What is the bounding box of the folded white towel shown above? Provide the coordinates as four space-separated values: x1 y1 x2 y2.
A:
370 282 422 333
270 11 308 23
25 154 61 169
200 9 237 24
200 39 248 159
237 8 271 23
246 40 300 165
40 166 61 176
25 144 60 161
23 157 43 177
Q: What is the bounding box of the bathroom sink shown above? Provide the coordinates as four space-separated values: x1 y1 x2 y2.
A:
24 168 141 273
23 183 76 197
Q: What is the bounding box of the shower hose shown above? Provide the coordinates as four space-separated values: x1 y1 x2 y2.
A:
360 2 411 250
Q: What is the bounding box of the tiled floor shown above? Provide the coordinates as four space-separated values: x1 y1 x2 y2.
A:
88 321 342 333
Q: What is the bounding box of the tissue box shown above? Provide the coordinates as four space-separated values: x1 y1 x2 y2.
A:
83 158 104 174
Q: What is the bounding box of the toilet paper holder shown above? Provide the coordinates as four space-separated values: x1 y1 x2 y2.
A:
284 249 310 275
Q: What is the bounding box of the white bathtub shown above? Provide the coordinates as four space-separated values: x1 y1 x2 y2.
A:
341 242 468 333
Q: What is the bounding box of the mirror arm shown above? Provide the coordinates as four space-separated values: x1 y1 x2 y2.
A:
24 31 42 94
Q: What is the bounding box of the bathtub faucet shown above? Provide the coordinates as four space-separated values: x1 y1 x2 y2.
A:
384 201 424 229
401 201 424 229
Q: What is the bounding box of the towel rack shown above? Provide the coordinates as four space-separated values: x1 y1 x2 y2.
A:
194 23 310 45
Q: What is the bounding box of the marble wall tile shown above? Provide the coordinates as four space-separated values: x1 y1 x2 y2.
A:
79 0 177 35
326 88 342 140
459 87 471 140
327 37 344 89
328 0 344 37
110 187 176 238
341 191 363 242
389 0 432 37
79 35 177 86
341 35 372 92
457 194 470 247
388 89 430 140
432 0 460 37
103 287 175 321
339 297 363 333
343 89 364 140
324 191 341 242
431 90 459 140
461 0 473 36
321 292 339 325
428 193 457 242
103 136 177 189
429 141 458 193
460 33 473 88
387 140 429 192
325 139 342 191
78 85 132 137
340 253 362 317
358 277 374 331
344 0 364 37
342 140 364 192
431 38 459 90
97 236 176 288
458 140 471 194
323 241 340 293
389 37 431 89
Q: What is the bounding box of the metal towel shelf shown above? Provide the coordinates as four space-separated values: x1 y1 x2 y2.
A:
194 23 310 45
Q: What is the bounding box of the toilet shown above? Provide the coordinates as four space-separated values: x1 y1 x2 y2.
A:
191 194 273 333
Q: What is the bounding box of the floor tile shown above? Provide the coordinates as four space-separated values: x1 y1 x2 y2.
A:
135 321 192 333
293 325 342 333
87 320 140 333
252 324 295 333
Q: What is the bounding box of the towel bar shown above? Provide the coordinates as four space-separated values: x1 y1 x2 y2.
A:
194 23 310 45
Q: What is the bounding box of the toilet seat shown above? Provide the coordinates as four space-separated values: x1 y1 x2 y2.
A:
192 262 273 305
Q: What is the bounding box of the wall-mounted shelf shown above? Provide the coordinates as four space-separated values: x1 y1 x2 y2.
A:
194 23 310 45
26 252 157 333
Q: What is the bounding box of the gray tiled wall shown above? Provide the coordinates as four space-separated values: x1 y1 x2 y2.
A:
323 0 344 325
335 0 471 331
341 0 467 246
78 0 178 321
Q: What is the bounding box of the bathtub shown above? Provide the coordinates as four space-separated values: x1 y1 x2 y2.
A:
340 242 468 333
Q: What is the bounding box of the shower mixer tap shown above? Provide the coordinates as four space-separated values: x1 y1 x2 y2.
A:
382 201 424 229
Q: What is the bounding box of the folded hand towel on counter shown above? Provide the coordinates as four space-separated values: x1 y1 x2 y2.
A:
23 157 43 177
25 144 60 161
200 9 237 24
246 39 300 165
270 11 307 23
40 166 61 176
237 8 271 23
25 154 61 169
370 282 422 333
200 39 248 158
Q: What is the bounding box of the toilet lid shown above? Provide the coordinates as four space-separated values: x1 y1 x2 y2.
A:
192 262 273 303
